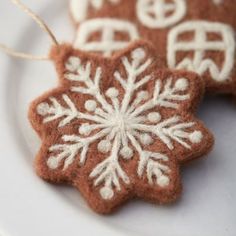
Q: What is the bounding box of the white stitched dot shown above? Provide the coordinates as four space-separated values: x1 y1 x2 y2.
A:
100 186 114 200
65 56 81 72
47 157 59 170
189 131 203 143
131 48 146 61
85 100 97 112
37 103 50 116
157 176 170 187
106 87 119 98
98 140 112 153
79 123 92 136
137 90 149 100
140 133 153 145
147 112 161 123
175 78 189 91
120 146 133 159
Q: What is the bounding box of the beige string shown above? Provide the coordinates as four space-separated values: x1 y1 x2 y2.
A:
0 0 59 60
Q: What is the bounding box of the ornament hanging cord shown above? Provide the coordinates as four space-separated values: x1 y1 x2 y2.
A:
0 0 59 60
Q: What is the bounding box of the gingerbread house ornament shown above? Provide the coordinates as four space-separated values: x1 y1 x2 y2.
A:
70 0 236 94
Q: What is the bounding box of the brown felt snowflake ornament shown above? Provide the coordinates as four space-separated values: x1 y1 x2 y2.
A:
29 41 214 214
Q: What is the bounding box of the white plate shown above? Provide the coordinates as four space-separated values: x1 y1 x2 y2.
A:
0 1 236 236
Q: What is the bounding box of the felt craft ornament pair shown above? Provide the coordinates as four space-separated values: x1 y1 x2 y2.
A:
6 0 236 214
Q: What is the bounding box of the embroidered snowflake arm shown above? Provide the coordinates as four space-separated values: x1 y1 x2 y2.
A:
36 94 108 127
129 77 190 118
153 117 202 149
36 94 79 127
47 128 111 170
48 143 83 170
153 78 190 107
89 135 130 200
114 48 153 113
131 116 203 150
64 56 113 113
127 132 171 187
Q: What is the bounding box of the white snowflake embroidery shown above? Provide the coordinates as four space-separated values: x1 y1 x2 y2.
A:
137 0 187 28
37 48 203 200
167 21 235 82
74 18 139 57
70 0 121 22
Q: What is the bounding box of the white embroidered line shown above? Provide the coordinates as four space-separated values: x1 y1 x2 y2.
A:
37 95 108 127
74 18 139 56
137 0 187 28
48 127 112 170
114 48 153 113
130 116 201 149
89 134 130 200
168 21 235 82
129 77 190 118
65 58 114 113
127 132 170 186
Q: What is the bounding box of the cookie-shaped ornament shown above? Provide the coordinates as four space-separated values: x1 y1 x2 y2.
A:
29 41 214 214
70 0 236 94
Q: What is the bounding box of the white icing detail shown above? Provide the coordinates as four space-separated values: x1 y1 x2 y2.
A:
85 100 97 112
132 47 146 60
137 90 149 101
189 131 203 144
47 157 60 170
38 47 204 199
147 112 161 123
36 95 80 128
106 87 119 98
90 134 130 197
168 21 235 82
100 186 114 200
98 140 112 153
70 0 121 22
175 78 189 91
139 133 153 145
120 146 133 159
127 135 171 186
37 102 50 116
79 123 93 136
156 175 170 187
74 18 139 57
137 0 186 28
65 56 81 72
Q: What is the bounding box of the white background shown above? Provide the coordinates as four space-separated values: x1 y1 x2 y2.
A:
0 1 235 236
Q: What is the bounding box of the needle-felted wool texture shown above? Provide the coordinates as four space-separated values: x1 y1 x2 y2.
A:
69 0 236 95
29 40 214 214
